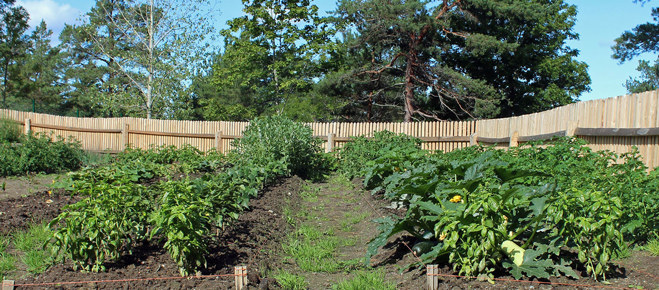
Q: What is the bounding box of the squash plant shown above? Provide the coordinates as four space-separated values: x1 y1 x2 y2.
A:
364 148 625 281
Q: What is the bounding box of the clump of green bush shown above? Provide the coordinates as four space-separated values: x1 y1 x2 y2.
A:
0 118 21 143
0 133 84 177
337 130 422 178
231 115 328 180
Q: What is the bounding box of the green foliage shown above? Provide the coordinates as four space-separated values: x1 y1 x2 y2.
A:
209 0 334 118
0 234 16 280
150 180 212 276
337 130 422 179
0 133 84 177
332 270 396 290
11 223 55 274
360 138 644 281
232 115 327 180
624 59 659 93
0 117 20 143
117 145 224 174
332 0 589 121
274 270 309 290
48 120 327 276
49 182 151 272
643 235 659 256
612 6 659 94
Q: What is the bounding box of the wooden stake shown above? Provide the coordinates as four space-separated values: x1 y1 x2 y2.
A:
469 132 478 146
24 118 30 135
234 265 247 289
2 280 14 290
426 264 438 290
509 131 519 147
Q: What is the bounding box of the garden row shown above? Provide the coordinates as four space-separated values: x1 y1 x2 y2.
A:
45 116 327 276
336 131 658 281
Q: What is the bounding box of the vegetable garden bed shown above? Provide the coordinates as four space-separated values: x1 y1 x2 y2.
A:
1 118 657 289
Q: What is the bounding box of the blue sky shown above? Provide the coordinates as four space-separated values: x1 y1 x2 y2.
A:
15 0 657 102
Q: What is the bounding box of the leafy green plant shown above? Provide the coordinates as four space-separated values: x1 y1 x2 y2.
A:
364 145 627 281
49 182 150 272
0 117 21 143
150 180 212 276
232 115 327 180
0 133 84 177
337 130 422 179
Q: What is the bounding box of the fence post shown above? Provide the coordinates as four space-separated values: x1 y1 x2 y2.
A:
426 264 438 290
2 280 14 290
234 265 247 289
469 132 478 146
566 121 578 137
24 118 30 135
327 133 335 153
121 123 130 150
215 131 223 153
509 131 519 147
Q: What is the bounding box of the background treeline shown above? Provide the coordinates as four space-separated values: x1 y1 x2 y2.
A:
0 0 655 122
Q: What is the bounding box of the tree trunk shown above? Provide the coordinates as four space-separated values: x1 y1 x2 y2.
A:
1 62 8 108
146 0 154 119
403 51 416 122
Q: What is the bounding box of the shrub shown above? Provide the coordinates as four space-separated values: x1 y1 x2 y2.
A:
232 115 326 179
337 130 422 178
0 118 21 143
0 133 84 177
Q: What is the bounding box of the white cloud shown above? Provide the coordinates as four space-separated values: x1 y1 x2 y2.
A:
16 0 82 40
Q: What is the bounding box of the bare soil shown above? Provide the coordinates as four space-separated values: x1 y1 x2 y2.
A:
2 175 658 289
0 174 59 201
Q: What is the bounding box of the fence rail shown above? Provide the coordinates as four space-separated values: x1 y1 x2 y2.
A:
2 90 658 169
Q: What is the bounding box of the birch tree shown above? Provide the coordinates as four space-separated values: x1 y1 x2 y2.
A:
62 0 216 118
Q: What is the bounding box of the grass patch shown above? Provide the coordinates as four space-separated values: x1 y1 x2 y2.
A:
282 205 297 226
274 270 308 290
340 211 370 232
300 182 320 202
12 223 55 274
13 223 52 252
331 270 396 290
328 174 354 191
0 234 16 279
643 238 659 256
283 225 343 272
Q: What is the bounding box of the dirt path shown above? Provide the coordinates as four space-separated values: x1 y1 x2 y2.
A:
275 174 425 289
0 174 59 201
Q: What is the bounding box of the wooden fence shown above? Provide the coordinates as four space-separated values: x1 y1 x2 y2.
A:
1 90 658 169
477 90 659 169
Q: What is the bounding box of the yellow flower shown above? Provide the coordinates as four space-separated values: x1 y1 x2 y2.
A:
439 232 447 241
449 195 462 203
47 190 52 195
